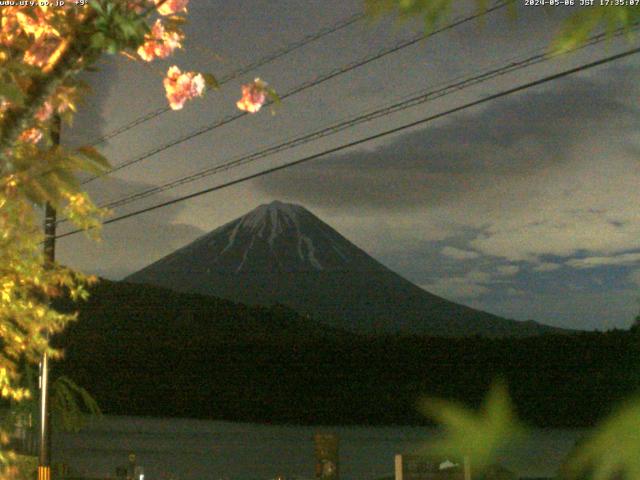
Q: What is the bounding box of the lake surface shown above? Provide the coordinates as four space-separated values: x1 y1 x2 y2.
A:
52 416 584 480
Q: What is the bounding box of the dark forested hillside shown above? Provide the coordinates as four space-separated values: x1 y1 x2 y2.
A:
52 280 640 427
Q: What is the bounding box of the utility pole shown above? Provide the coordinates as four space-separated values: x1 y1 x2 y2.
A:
39 115 60 480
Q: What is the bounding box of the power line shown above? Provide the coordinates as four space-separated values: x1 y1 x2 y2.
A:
98 54 551 210
55 45 640 241
80 2 511 186
88 12 365 147
97 26 623 212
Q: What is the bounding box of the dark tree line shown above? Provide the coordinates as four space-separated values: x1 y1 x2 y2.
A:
51 280 640 427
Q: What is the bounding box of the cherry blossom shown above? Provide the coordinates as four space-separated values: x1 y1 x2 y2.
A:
236 78 268 113
137 20 183 62
15 9 59 39
35 102 54 122
19 128 43 144
23 37 60 68
155 0 189 16
126 0 149 13
1 7 58 45
163 66 205 110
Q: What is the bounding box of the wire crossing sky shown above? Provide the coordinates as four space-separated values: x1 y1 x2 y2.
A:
88 11 367 147
93 25 631 214
59 0 640 331
81 2 510 186
57 44 640 238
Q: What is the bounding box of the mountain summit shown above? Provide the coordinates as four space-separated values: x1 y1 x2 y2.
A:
126 201 557 336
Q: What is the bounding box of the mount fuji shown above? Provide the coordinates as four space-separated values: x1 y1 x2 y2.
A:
126 201 557 336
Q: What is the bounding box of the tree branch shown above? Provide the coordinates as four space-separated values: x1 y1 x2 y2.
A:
0 13 97 174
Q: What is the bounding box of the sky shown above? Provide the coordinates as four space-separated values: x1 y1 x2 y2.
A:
57 0 640 331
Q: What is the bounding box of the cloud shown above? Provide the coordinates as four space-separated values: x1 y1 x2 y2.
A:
421 278 490 300
421 264 518 304
628 269 640 287
497 265 519 276
506 287 525 296
440 246 480 260
55 12 640 334
532 262 561 272
421 270 493 299
466 270 492 282
56 177 205 280
257 64 640 266
257 65 639 212
566 252 640 269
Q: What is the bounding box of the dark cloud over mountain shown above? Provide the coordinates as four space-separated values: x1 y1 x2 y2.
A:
256 65 640 212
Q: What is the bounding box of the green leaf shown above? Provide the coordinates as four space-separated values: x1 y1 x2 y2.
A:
51 375 102 433
564 397 640 480
418 381 524 473
47 168 81 194
117 16 138 40
89 0 104 14
75 146 111 174
0 82 25 106
22 175 62 206
552 8 605 54
266 87 280 104
90 32 107 50
202 73 219 90
364 0 395 19
105 39 119 55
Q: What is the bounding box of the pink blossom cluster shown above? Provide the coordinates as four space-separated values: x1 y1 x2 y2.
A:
1 7 62 68
14 96 71 144
125 0 147 14
1 0 272 124
19 128 43 144
34 99 68 122
138 20 183 62
125 0 188 15
1 7 59 45
23 37 60 68
236 78 268 113
155 0 189 15
35 102 54 122
163 66 205 110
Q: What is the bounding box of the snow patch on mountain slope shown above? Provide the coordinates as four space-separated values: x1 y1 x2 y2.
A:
236 234 256 273
223 201 326 271
221 221 243 255
301 235 323 270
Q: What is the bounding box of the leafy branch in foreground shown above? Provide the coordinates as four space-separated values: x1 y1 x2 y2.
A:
50 375 102 433
0 1 274 478
422 381 640 480
418 381 524 474
562 396 640 480
365 0 639 53
367 5 640 480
